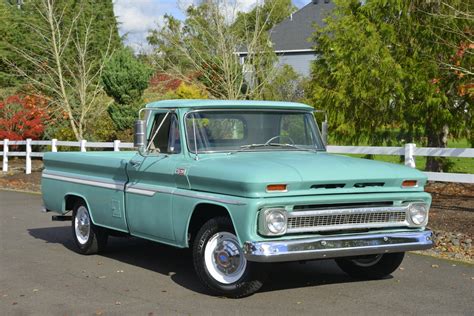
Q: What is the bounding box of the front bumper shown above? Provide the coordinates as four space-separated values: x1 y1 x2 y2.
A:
243 230 433 263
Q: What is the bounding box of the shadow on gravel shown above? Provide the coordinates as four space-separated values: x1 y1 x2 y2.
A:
28 226 371 296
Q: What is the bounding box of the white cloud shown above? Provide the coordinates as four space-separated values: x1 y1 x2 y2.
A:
178 0 258 12
114 0 170 50
113 0 264 50
235 0 260 12
176 0 260 21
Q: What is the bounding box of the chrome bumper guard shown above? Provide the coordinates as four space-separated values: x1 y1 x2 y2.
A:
243 230 433 263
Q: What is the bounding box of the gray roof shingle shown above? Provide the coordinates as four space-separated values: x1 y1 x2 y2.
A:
269 0 335 51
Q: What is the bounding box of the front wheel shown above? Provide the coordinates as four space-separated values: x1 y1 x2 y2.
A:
71 201 108 255
192 217 267 298
335 252 405 280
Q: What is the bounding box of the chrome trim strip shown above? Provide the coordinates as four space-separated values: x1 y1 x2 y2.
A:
289 206 407 217
125 184 173 196
43 171 246 206
125 184 246 205
172 190 247 205
125 187 156 197
42 171 125 190
244 230 433 263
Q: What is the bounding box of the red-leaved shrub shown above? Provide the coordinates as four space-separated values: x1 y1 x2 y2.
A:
0 95 50 140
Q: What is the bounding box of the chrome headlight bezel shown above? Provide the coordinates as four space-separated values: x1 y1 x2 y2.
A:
258 208 288 236
407 202 429 226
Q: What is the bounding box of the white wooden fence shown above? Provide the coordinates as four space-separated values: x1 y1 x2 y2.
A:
1 139 133 174
1 139 473 183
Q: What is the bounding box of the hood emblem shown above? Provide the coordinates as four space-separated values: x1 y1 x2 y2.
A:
175 168 186 176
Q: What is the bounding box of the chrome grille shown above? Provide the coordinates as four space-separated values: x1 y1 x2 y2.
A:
286 206 409 233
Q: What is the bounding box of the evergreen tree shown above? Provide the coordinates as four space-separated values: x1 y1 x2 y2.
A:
0 1 41 87
102 47 152 131
308 0 472 171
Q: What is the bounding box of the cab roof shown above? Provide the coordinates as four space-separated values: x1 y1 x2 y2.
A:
145 99 314 110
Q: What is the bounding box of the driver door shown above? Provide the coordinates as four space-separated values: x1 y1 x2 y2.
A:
125 111 182 243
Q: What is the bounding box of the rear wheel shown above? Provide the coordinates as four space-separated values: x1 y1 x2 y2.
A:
192 217 267 298
71 201 108 255
335 252 405 279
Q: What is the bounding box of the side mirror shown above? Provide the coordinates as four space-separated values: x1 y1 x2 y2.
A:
321 121 328 146
134 120 146 148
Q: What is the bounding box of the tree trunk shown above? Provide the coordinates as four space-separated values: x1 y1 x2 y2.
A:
425 124 449 172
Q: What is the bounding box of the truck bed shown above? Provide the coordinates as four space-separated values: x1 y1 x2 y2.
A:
41 151 136 232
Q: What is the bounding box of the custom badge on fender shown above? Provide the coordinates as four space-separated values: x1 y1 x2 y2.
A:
175 168 186 176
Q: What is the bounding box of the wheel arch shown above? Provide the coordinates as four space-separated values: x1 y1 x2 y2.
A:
186 202 238 247
63 193 97 224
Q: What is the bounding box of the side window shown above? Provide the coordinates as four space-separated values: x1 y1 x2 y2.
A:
148 113 181 154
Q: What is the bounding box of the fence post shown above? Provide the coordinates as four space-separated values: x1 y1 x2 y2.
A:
80 140 87 152
113 140 121 152
51 139 58 152
404 143 416 168
26 138 32 174
2 139 8 172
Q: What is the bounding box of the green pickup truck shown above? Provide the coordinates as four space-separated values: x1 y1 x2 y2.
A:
41 100 433 297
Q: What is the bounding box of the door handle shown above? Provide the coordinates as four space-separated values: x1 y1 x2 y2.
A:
129 160 141 168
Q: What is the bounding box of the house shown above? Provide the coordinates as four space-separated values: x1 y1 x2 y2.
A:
238 0 335 77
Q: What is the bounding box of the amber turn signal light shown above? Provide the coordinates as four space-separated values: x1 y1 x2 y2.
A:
266 184 287 192
402 180 418 187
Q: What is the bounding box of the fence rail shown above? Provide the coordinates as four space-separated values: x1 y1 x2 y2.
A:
1 139 473 183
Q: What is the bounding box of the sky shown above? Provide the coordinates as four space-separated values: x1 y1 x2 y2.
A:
113 0 309 51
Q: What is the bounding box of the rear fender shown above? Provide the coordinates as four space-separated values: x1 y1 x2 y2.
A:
63 193 98 225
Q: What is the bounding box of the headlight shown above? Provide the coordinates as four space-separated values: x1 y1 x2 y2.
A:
408 203 429 226
259 208 287 236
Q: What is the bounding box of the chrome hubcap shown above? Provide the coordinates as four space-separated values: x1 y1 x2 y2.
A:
204 232 247 284
351 254 383 267
74 206 90 245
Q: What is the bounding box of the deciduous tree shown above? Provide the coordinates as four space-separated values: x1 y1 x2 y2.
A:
147 0 287 100
4 0 121 140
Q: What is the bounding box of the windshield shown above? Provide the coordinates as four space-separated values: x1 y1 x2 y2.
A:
185 110 325 153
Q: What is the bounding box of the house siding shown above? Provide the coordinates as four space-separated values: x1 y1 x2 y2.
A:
276 52 316 77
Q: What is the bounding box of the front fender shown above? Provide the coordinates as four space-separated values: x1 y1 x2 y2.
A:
170 188 251 247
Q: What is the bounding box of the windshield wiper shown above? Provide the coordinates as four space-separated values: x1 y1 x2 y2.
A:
267 143 318 152
239 143 267 150
231 143 317 154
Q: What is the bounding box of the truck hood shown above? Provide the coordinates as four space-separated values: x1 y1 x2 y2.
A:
185 151 427 198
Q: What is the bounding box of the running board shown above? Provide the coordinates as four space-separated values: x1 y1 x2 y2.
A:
52 215 72 221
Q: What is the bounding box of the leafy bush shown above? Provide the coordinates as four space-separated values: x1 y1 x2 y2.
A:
164 82 208 99
0 95 49 140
